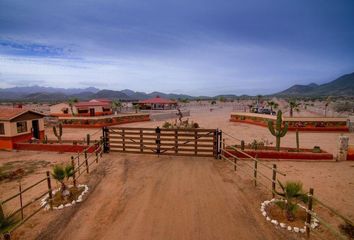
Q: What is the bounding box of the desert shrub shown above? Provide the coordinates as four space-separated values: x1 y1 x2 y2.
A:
339 223 354 239
162 121 172 129
312 146 321 153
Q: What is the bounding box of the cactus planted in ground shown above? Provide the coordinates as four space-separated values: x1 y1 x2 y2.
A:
268 110 288 151
53 123 63 143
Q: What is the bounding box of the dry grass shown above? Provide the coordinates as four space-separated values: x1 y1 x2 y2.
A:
52 186 84 207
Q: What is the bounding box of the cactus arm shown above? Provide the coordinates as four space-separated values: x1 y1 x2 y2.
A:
268 120 276 136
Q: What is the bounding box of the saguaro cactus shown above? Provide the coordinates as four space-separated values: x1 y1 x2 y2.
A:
53 123 63 143
268 110 288 151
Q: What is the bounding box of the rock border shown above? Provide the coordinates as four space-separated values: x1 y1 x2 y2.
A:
261 198 319 233
40 184 89 210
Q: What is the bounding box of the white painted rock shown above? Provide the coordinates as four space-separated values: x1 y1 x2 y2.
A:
300 228 306 233
266 217 271 221
76 198 82 203
287 226 292 231
57 205 64 210
71 200 76 205
65 204 71 207
262 211 267 217
280 223 286 228
294 227 300 233
271 220 278 225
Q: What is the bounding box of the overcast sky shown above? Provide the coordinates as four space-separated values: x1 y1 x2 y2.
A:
0 0 353 96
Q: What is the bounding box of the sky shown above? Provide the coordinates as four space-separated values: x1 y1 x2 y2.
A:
0 0 354 96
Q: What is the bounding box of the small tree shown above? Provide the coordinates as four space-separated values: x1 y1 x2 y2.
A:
133 104 139 113
275 181 308 221
287 99 301 117
53 123 63 143
324 96 332 117
51 164 74 197
67 98 78 116
111 100 122 114
268 110 288 151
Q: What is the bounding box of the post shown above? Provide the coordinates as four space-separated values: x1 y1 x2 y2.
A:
84 150 89 173
194 130 198 155
174 129 178 154
241 140 245 150
86 133 90 146
140 129 143 153
254 160 258 186
71 157 76 187
19 181 24 220
46 171 53 210
95 150 99 163
99 136 103 157
234 158 237 171
272 164 277 198
77 152 81 175
213 129 218 159
218 130 222 159
155 127 161 155
222 138 225 150
102 127 109 153
306 188 314 238
122 129 126 151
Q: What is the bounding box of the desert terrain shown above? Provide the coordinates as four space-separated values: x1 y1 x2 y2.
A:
1 103 353 240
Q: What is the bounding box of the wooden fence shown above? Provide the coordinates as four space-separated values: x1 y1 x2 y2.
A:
220 136 353 240
0 140 105 239
106 127 222 157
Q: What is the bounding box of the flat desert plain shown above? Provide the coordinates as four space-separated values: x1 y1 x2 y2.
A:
1 105 353 240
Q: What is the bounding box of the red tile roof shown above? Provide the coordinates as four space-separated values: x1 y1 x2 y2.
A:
0 108 45 121
139 96 177 104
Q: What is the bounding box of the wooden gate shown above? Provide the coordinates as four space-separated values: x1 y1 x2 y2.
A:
106 127 221 157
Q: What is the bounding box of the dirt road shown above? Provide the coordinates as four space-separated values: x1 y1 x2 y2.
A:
38 154 289 240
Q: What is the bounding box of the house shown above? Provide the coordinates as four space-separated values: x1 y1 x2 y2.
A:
138 96 177 110
50 99 113 117
0 108 45 150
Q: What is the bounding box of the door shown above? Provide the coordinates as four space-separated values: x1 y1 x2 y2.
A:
32 120 40 139
90 108 95 116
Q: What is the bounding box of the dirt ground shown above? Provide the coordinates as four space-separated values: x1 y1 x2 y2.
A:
1 104 353 240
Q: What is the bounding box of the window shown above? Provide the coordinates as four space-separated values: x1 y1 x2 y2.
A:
78 109 88 114
0 123 4 135
17 121 27 133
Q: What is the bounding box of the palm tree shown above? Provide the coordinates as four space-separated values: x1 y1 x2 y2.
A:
67 98 78 116
51 164 74 197
287 99 301 117
275 181 308 221
111 100 122 114
266 101 279 112
0 206 19 240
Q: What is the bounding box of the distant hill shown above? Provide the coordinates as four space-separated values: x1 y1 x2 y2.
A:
0 71 353 101
275 72 354 96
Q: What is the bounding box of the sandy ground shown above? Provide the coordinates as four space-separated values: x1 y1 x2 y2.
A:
37 154 292 240
1 104 353 240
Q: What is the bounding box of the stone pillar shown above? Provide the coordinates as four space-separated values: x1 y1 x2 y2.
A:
337 135 349 161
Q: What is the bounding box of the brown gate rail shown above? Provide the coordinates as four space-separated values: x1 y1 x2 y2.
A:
107 127 220 157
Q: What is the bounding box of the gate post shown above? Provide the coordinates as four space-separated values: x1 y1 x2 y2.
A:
102 127 110 153
155 127 161 155
218 130 222 159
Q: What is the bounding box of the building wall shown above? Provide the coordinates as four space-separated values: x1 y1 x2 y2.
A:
50 103 77 115
0 118 45 150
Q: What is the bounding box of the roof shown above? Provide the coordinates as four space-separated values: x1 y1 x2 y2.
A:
139 96 177 104
75 101 111 108
0 108 45 121
89 98 112 103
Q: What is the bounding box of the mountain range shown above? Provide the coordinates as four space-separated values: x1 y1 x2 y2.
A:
275 72 354 96
0 72 353 102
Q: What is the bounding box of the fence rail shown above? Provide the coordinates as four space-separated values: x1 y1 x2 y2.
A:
220 136 352 240
0 140 105 239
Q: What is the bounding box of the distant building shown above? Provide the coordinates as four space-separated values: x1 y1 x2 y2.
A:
0 108 45 150
50 99 113 117
137 96 177 110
